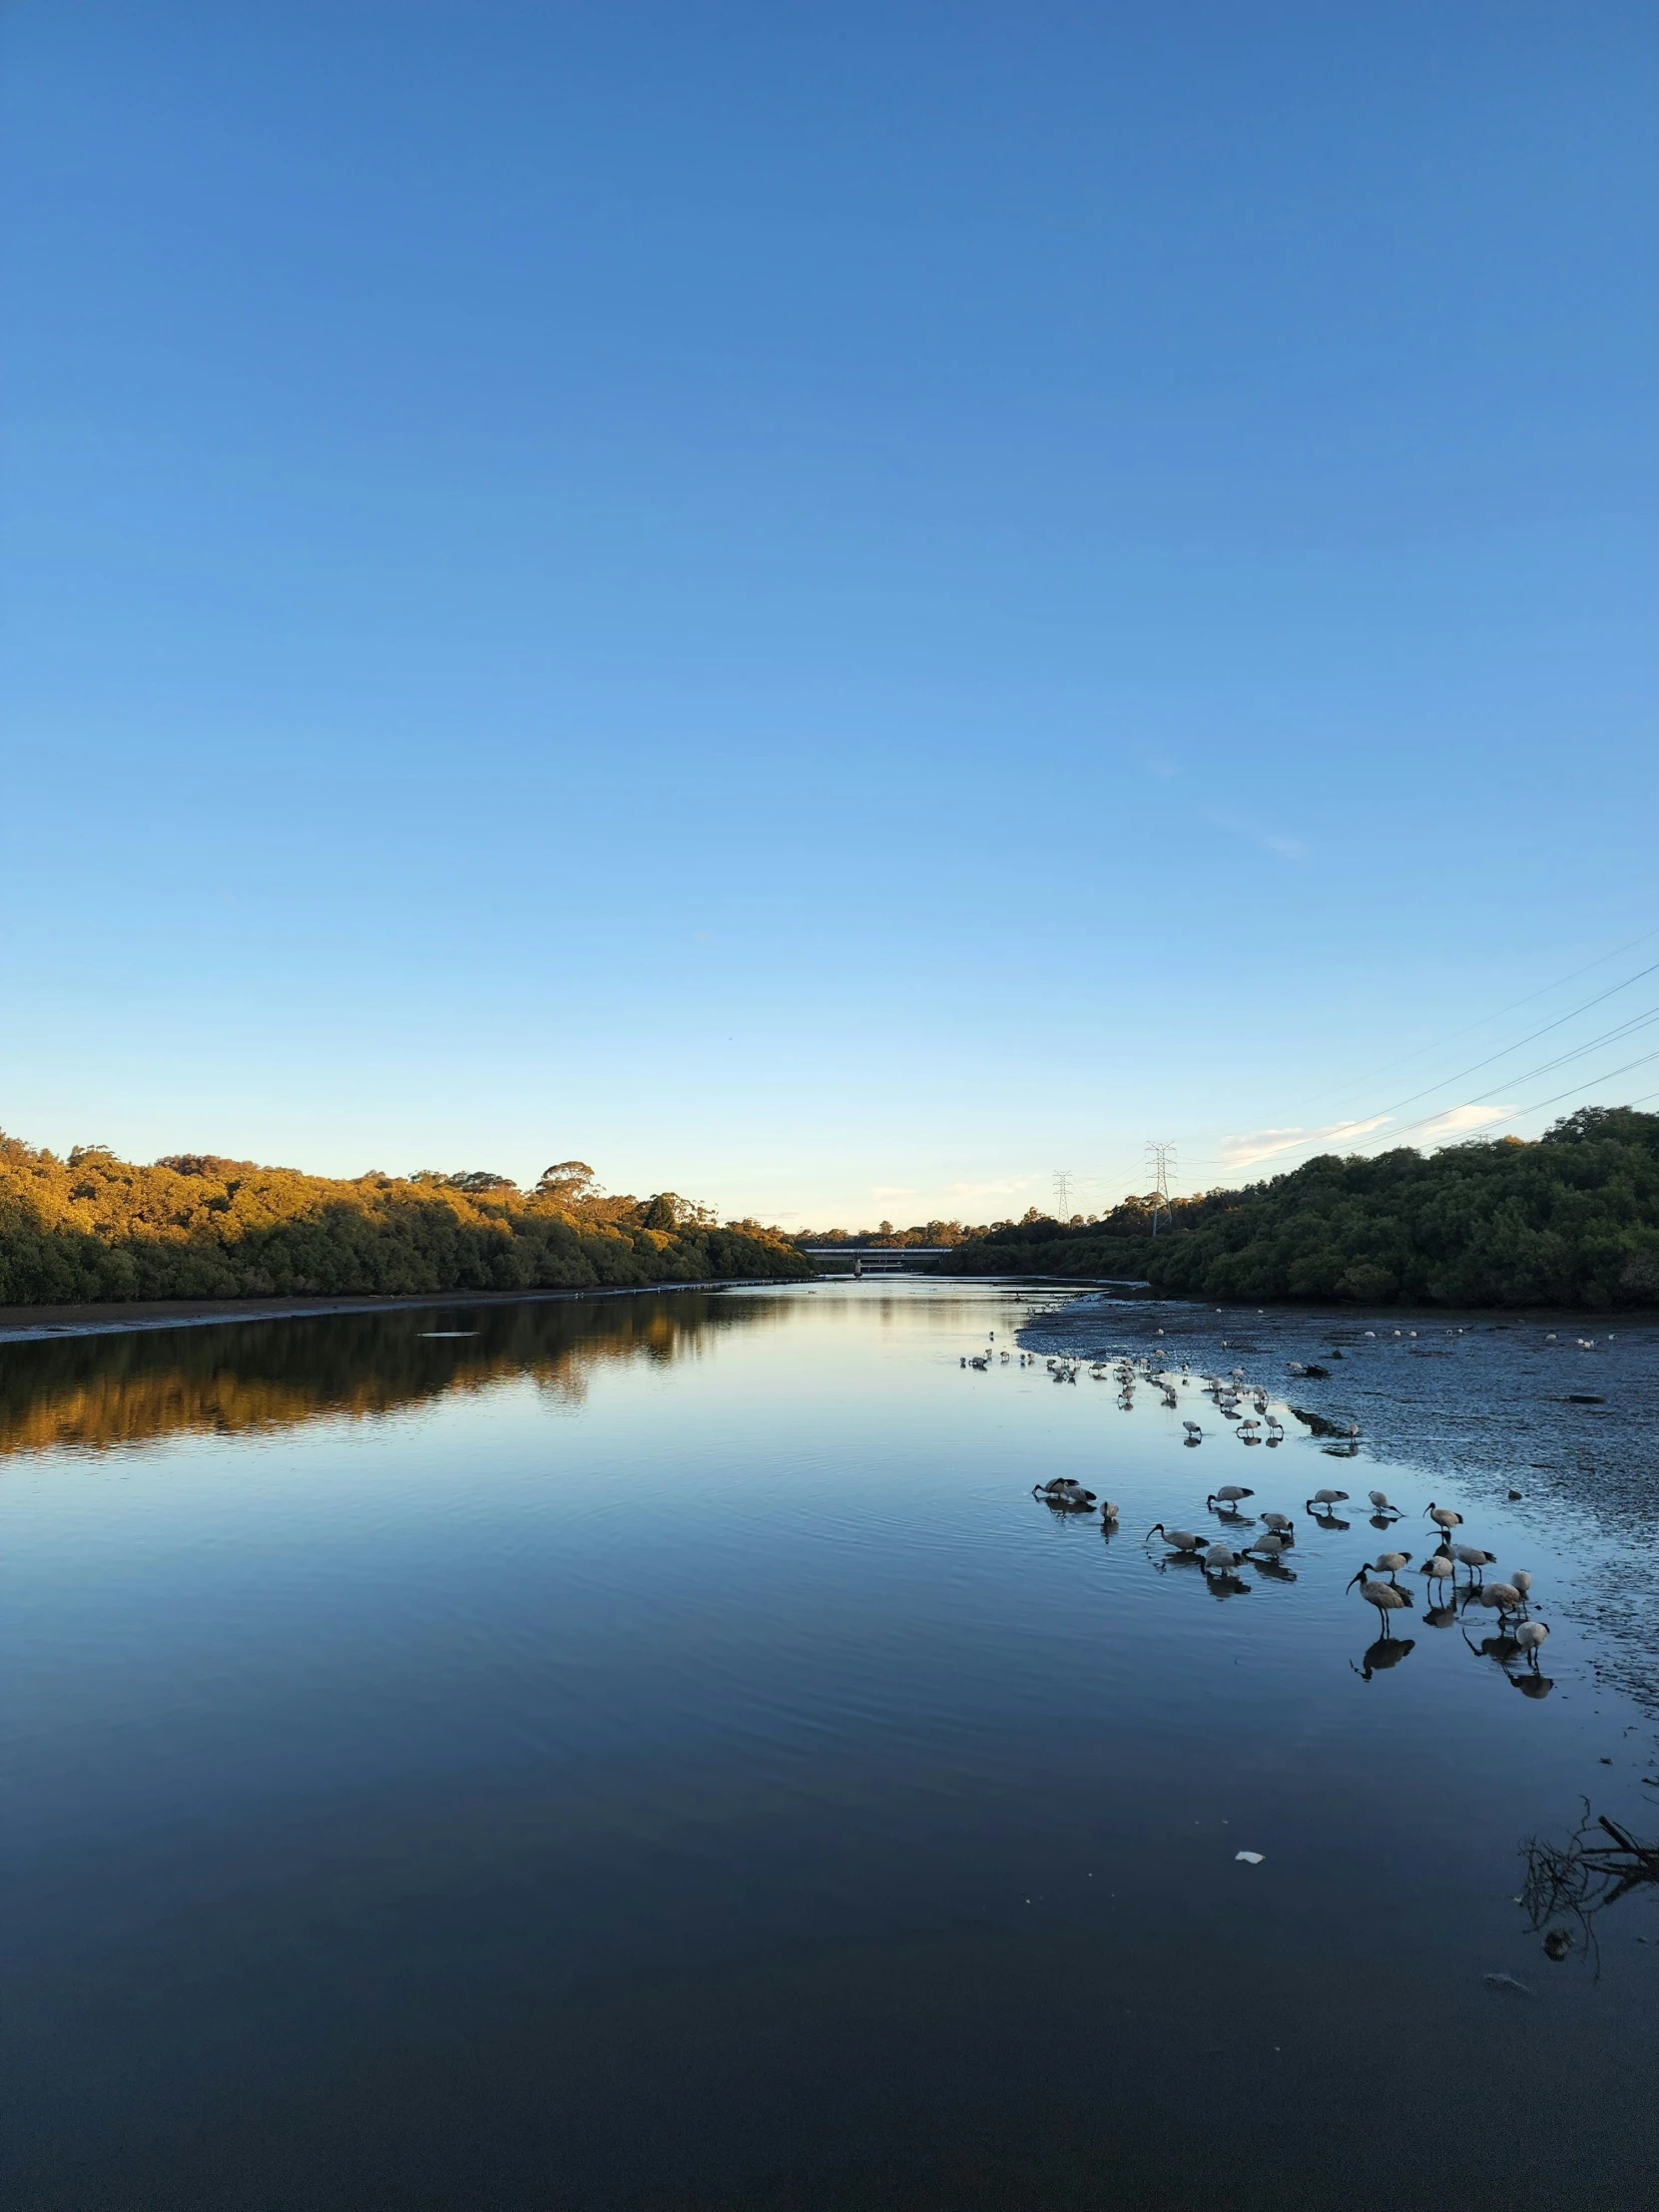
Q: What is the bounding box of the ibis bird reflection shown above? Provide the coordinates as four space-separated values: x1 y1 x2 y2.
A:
1353 1636 1416 1679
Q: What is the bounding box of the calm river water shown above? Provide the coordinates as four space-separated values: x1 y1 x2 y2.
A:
3 1281 1656 2209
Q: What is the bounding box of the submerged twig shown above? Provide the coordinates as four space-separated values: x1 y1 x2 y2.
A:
1519 1800 1659 1974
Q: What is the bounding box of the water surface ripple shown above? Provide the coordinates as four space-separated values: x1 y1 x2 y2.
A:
2 1282 1656 2209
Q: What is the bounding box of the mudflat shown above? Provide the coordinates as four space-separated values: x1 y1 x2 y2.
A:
0 1282 739 1343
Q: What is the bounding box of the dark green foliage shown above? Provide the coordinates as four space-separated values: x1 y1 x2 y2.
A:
926 1107 1659 1309
0 1134 812 1306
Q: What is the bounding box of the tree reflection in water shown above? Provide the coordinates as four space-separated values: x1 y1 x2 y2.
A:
0 1293 790 1458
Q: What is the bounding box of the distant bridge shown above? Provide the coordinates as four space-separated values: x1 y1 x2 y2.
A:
801 1248 1151 1288
800 1247 948 1276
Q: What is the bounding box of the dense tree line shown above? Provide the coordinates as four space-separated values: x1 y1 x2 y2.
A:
0 1138 813 1306
925 1109 1659 1309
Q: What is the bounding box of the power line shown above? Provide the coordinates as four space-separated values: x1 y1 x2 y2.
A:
1343 1002 1659 1158
1429 1045 1659 1145
1346 964 1659 1130
1212 937 1659 1179
1044 924 1659 1211
1074 1158 1159 1204
1300 922 1659 1111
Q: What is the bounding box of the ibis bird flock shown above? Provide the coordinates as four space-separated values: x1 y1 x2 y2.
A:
962 1335 1556 1691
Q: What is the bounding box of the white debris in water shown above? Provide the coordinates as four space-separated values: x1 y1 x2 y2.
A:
1234 1851 1265 1865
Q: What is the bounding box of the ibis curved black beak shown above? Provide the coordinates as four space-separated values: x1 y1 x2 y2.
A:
1346 1570 1364 1591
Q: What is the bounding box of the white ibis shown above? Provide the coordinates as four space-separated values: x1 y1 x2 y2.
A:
1514 1620 1550 1666
1147 1524 1205 1554
1369 1550 1412 1582
1099 1500 1121 1522
1208 1485 1255 1509
1183 1422 1203 1443
1424 1503 1463 1540
1307 1487 1350 1510
1202 1542 1245 1577
1451 1543 1497 1583
1367 1490 1400 1517
1348 1566 1414 1635
1419 1552 1454 1595
1261 1511 1295 1534
1242 1531 1292 1562
1510 1568 1533 1611
1468 1580 1523 1615
1033 1478 1096 1509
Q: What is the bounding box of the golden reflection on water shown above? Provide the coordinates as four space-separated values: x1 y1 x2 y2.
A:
0 1293 785 1457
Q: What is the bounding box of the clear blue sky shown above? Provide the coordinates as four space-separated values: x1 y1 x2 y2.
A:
4 2 1655 1226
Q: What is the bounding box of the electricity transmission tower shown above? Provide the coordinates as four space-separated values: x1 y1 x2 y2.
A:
1145 1142 1177 1234
1052 1168 1075 1219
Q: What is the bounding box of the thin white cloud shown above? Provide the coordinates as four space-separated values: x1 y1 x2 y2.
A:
945 1174 1039 1202
1219 1102 1519 1174
870 1185 917 1201
1206 810 1308 860
1220 1116 1391 1170
1416 1103 1516 1143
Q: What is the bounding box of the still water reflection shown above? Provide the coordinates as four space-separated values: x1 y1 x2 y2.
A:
3 1283 1655 2209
